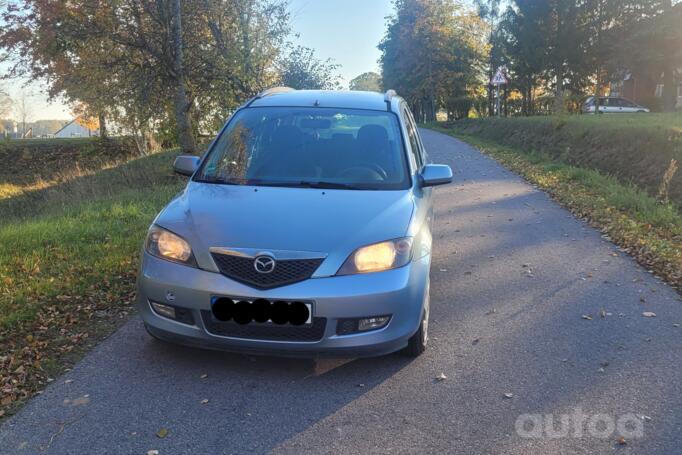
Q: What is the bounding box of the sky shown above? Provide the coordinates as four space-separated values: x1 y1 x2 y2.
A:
1 0 396 121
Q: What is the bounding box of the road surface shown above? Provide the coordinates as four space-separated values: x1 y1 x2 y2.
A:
1 129 681 454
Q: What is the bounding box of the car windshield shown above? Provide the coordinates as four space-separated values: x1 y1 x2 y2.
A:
194 107 410 190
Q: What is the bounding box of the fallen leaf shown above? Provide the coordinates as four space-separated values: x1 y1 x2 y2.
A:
642 312 657 318
435 373 447 382
503 393 514 399
71 396 90 406
616 436 627 445
156 428 169 439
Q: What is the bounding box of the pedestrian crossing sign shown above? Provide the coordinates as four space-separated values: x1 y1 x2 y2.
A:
491 67 508 85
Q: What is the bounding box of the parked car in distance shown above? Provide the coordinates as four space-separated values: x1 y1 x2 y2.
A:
582 96 650 114
136 88 453 358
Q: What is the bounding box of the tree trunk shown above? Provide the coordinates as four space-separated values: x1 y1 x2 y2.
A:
554 69 565 115
170 0 197 154
661 0 676 112
662 65 676 112
98 112 108 138
594 68 602 115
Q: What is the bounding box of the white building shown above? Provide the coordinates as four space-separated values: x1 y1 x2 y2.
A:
53 117 99 138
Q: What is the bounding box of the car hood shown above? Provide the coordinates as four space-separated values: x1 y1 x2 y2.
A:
155 182 415 276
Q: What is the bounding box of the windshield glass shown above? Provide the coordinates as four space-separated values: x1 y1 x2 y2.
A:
195 107 409 190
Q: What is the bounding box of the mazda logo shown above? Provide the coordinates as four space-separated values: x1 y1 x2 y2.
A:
254 255 276 274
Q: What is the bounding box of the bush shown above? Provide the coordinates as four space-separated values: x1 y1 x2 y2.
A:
0 137 141 188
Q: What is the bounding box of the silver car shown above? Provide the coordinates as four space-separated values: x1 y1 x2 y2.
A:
137 88 452 357
582 96 650 114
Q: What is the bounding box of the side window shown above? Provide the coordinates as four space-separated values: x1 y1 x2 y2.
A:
403 108 423 169
410 110 428 164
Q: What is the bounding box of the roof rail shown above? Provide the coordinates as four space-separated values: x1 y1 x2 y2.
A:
384 89 397 111
258 86 295 98
244 86 295 108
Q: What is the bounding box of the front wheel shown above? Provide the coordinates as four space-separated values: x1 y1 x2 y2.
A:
402 286 429 357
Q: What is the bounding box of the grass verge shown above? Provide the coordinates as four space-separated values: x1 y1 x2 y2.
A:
427 123 682 292
443 114 682 207
0 150 185 419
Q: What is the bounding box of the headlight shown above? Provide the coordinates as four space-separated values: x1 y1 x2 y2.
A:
337 238 413 275
145 225 197 267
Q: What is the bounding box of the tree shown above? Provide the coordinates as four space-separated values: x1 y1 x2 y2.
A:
499 2 548 115
0 0 290 151
349 72 382 92
0 85 11 119
475 0 504 115
380 0 489 122
278 45 341 90
15 91 30 138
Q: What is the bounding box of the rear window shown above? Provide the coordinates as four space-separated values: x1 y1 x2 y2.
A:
195 107 409 190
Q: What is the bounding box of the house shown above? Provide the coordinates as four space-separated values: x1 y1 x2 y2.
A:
53 117 99 138
611 69 682 110
0 119 18 139
654 74 682 110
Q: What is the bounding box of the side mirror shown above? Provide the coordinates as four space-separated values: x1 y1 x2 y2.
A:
173 155 200 176
419 164 453 188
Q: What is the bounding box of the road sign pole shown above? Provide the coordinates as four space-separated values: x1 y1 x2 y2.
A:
496 85 501 117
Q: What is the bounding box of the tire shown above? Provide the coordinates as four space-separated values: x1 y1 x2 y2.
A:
402 285 429 357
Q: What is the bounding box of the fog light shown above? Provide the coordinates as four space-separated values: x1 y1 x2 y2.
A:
151 301 176 320
358 316 390 332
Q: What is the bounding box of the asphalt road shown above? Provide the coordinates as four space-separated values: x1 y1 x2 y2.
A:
2 129 681 455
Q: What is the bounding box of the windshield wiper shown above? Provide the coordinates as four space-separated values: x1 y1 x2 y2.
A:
194 176 241 185
258 181 368 190
297 181 365 190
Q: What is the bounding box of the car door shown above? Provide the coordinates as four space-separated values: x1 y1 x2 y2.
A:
619 99 638 113
602 98 616 113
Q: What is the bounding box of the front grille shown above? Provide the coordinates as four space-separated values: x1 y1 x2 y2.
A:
201 311 326 342
211 253 323 289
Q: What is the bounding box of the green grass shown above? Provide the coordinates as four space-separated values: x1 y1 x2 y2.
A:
0 150 184 328
427 123 682 291
0 148 185 415
488 112 682 131
440 113 682 207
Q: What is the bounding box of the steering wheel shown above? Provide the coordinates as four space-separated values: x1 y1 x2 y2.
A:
336 166 385 182
338 162 387 180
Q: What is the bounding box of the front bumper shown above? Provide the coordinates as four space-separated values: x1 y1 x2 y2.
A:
136 251 430 357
